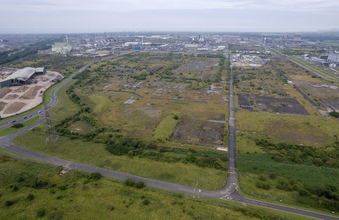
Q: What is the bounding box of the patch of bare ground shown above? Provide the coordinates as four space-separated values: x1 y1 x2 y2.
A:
4 94 19 100
19 86 43 100
170 114 225 146
0 101 7 111
0 87 12 98
3 102 27 114
12 86 29 93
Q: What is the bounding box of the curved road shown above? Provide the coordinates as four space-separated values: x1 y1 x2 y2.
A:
0 56 338 220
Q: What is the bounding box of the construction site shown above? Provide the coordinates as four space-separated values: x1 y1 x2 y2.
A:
0 67 63 118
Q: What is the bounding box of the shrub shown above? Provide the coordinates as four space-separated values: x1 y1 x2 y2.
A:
148 143 157 149
298 189 310 197
142 199 150 205
12 123 24 128
27 193 35 201
58 185 67 190
274 156 283 162
124 178 135 187
12 185 18 192
173 115 179 120
36 209 46 218
313 158 323 166
136 181 145 189
90 172 102 180
269 172 276 180
329 111 339 118
289 178 297 185
258 175 266 181
127 150 134 158
4 200 14 207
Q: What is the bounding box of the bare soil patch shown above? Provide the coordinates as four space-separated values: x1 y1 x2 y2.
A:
0 87 12 99
0 101 7 111
19 86 43 100
4 94 19 100
3 102 27 114
170 114 225 146
12 86 29 93
253 95 309 115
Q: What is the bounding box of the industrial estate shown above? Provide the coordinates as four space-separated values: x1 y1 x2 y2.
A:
0 31 339 220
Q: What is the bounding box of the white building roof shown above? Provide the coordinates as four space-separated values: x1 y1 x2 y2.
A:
0 67 43 82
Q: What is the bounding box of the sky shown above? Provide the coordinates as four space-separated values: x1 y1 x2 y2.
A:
0 0 338 33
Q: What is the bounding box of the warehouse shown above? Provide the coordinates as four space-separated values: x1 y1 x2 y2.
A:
0 67 46 88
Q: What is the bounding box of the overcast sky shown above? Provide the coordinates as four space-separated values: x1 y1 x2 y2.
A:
1 0 338 33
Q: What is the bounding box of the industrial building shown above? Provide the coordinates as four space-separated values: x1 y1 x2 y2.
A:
51 42 72 53
0 67 46 88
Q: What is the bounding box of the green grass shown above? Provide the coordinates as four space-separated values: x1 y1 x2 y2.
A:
290 57 339 81
13 130 226 190
237 153 339 216
151 114 179 141
235 111 339 146
0 155 312 220
0 116 40 136
49 79 80 120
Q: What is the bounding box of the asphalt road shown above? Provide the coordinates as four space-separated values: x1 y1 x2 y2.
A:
0 55 338 220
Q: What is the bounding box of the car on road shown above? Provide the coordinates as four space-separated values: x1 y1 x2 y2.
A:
12 120 16 123
29 115 33 117
24 117 27 119
38 111 41 113
48 106 50 108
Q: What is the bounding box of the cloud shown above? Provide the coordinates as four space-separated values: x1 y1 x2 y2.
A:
1 0 339 12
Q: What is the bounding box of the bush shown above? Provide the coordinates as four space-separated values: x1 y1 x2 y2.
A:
256 181 270 190
58 185 67 190
313 158 323 166
258 175 266 181
142 199 150 205
36 209 46 218
90 172 102 180
136 181 145 189
173 115 179 120
289 178 297 185
298 189 310 197
148 143 157 149
124 178 135 187
12 123 24 128
329 111 339 118
127 150 134 158
12 185 18 192
269 172 276 180
274 156 283 162
27 193 35 201
4 200 14 207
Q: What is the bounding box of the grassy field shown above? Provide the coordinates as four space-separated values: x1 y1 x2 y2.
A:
237 153 339 217
290 57 339 82
0 155 311 220
235 111 339 146
13 131 227 190
0 116 40 137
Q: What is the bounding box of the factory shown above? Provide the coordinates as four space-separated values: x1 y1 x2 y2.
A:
0 67 46 88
